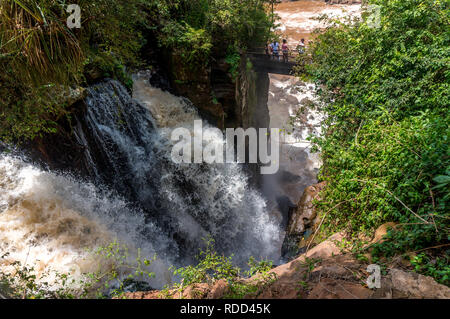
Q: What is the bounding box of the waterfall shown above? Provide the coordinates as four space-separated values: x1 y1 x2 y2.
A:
0 155 175 289
0 73 280 290
131 72 280 261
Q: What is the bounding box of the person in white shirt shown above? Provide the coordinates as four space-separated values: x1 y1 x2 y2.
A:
270 41 280 61
297 38 306 54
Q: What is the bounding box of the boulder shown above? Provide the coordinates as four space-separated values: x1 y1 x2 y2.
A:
388 269 450 299
207 279 229 299
65 87 87 107
281 182 327 259
285 95 300 105
371 268 450 299
299 97 315 108
307 278 372 299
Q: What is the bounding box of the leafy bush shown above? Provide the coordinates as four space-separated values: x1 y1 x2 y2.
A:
410 252 449 286
298 0 449 284
171 238 240 286
159 22 213 67
170 238 276 299
0 0 154 142
0 71 74 142
157 0 274 66
224 47 241 79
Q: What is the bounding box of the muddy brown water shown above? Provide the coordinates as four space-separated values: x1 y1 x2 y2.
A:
275 0 360 45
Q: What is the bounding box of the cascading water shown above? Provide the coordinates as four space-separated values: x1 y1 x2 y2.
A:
131 72 280 262
0 155 175 289
0 72 281 290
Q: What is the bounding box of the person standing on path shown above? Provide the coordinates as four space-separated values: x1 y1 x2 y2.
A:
270 40 280 61
282 39 290 63
297 38 306 54
265 42 272 59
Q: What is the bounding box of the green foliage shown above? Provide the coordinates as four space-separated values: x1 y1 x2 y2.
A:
86 241 156 298
224 47 241 80
0 72 72 143
306 0 449 122
0 253 84 299
0 0 154 142
297 0 449 284
225 257 276 299
0 0 150 84
84 51 133 89
156 0 274 67
316 113 449 236
0 0 83 84
169 238 276 299
433 167 450 201
171 238 240 286
409 252 449 286
0 0 274 142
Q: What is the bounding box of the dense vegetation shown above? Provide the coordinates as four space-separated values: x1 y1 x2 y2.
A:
0 0 274 142
1 239 275 299
1 0 448 298
158 0 273 67
298 0 449 284
168 238 276 299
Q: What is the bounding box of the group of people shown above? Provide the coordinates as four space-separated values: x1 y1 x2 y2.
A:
265 39 306 63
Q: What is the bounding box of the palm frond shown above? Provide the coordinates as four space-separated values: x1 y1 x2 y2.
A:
0 0 84 84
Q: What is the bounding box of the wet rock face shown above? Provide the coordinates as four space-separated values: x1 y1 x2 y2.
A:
165 53 225 128
287 181 327 234
149 71 172 92
163 52 270 131
281 182 327 259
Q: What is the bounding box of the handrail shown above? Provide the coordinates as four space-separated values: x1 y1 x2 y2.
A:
246 52 300 61
247 48 302 57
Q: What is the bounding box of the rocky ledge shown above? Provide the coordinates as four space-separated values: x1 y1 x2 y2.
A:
123 183 449 300
124 231 450 299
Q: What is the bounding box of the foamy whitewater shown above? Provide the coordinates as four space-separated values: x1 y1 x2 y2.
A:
132 71 281 260
0 155 173 289
0 73 281 291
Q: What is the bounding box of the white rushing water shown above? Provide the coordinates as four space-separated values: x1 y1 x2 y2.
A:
0 154 174 289
132 71 281 261
0 73 281 292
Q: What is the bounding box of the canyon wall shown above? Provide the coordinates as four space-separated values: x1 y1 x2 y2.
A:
163 51 270 131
